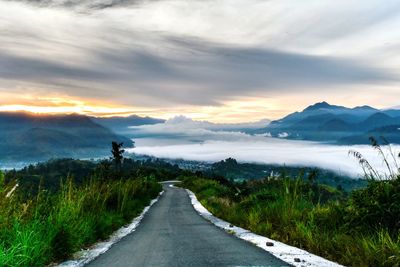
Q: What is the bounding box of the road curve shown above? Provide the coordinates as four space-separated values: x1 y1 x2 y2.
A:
87 182 290 267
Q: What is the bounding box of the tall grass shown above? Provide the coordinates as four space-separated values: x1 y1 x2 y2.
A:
0 173 161 267
183 168 400 266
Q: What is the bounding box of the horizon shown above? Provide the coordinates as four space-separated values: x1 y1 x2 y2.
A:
0 100 397 123
1 0 400 123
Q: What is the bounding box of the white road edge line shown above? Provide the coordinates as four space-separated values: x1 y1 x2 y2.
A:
56 191 164 267
186 189 345 267
160 180 181 184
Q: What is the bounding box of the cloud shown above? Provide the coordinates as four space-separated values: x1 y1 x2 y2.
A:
128 116 270 141
1 0 399 111
7 0 142 10
130 137 400 178
0 52 108 80
155 116 271 130
0 38 395 107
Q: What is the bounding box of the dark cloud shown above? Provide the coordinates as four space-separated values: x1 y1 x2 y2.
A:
0 52 108 80
0 35 395 106
6 0 147 10
164 38 394 90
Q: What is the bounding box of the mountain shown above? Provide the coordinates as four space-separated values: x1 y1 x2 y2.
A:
303 101 346 112
381 109 400 118
318 119 352 132
255 101 400 144
92 115 165 136
356 112 399 131
268 102 377 128
353 105 378 112
0 112 133 162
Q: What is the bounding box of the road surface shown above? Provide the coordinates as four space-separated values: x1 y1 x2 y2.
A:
87 182 290 267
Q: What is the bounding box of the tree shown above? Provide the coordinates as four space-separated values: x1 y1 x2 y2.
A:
111 142 125 172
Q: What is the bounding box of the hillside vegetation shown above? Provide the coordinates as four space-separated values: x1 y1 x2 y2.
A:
209 157 366 191
182 145 400 267
0 158 166 266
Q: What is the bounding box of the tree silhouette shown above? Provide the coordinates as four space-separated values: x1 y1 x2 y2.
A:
111 142 125 172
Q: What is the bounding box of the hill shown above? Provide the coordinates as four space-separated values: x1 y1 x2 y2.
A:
0 112 133 163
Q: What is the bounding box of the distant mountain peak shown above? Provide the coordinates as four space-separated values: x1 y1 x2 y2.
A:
352 105 377 111
303 101 340 112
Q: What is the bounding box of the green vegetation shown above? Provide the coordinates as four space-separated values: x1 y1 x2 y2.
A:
182 155 400 266
209 157 367 191
0 155 165 266
4 157 183 194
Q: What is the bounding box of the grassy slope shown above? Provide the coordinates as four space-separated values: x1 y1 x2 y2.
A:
182 176 400 267
0 171 161 267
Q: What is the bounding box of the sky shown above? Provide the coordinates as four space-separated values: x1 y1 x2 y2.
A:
1 0 400 122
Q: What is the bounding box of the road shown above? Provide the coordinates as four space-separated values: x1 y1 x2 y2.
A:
87 182 290 267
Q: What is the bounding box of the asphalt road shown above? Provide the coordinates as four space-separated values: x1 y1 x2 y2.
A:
87 182 290 267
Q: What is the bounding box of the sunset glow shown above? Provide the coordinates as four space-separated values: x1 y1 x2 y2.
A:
0 93 396 123
0 96 139 117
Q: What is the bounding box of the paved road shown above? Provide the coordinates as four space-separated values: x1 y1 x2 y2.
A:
87 182 290 267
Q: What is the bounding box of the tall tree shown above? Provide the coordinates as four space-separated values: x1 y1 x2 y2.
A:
111 142 125 172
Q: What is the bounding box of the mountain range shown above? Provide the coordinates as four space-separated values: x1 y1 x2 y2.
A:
255 101 400 144
0 112 154 163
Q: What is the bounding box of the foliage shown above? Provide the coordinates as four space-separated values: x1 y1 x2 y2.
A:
208 158 367 191
4 157 184 195
182 169 400 266
111 141 125 172
0 165 161 266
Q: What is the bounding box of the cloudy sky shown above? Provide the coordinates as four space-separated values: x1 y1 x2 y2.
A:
1 0 399 122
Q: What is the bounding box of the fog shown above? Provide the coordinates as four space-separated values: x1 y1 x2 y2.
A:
128 116 270 142
128 120 400 178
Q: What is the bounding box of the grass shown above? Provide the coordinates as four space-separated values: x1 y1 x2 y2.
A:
182 175 400 267
0 172 161 267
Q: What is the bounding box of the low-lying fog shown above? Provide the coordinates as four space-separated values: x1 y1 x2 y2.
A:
128 117 400 178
